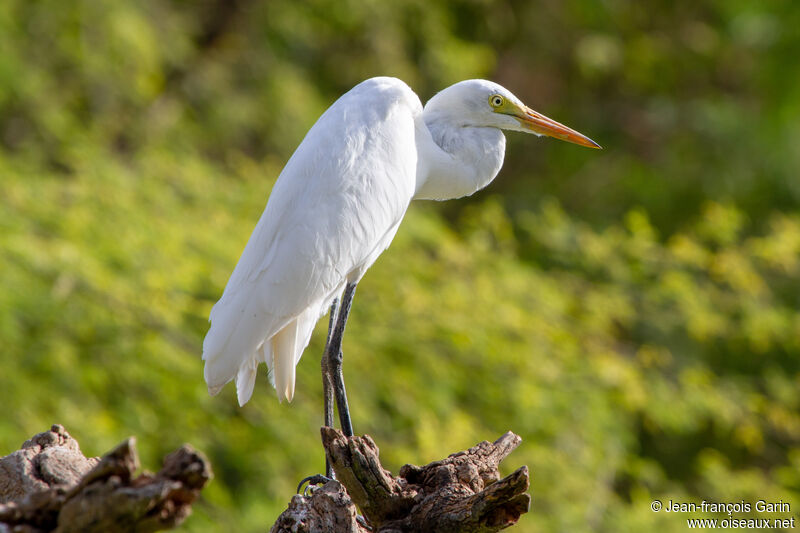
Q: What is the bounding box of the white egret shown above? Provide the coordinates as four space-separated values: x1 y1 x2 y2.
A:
202 77 599 440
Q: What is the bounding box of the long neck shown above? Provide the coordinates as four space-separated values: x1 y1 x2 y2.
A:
413 113 506 201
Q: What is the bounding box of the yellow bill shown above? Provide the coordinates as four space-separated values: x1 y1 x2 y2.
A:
516 106 601 149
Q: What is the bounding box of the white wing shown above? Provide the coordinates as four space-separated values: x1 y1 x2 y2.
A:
203 77 422 405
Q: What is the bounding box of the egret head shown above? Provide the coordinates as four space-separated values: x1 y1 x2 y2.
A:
425 79 601 149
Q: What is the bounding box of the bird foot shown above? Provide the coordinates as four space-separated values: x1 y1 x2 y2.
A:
296 473 332 495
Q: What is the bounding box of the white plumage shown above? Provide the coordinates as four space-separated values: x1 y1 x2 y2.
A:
202 77 599 406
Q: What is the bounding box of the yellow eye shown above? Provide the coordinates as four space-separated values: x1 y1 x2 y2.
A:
489 95 504 108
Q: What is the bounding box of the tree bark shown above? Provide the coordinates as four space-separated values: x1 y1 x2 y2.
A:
0 425 212 532
271 429 530 533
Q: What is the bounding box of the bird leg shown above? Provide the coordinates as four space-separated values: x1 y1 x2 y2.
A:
327 282 357 437
299 284 357 493
299 298 341 493
321 298 338 478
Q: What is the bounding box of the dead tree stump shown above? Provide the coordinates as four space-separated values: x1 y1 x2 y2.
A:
272 429 530 532
0 425 212 532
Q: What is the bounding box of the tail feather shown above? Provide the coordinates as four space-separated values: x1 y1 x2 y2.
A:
259 341 275 387
203 295 281 398
235 357 259 406
271 322 298 403
203 294 324 404
267 304 321 403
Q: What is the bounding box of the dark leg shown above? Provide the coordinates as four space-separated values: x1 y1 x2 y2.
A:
297 288 358 494
321 298 338 478
297 299 340 493
327 282 357 436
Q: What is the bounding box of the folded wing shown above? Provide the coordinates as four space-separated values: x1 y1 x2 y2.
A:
202 77 423 405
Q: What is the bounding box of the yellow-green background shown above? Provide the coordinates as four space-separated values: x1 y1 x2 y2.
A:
1 1 798 531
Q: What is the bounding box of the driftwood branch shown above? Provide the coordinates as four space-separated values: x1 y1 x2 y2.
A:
0 425 212 532
272 429 530 532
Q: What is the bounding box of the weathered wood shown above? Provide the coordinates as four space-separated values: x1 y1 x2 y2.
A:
0 425 212 532
272 429 530 532
0 425 99 506
270 479 369 533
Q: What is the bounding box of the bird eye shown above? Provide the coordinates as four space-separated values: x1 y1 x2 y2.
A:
489 95 504 108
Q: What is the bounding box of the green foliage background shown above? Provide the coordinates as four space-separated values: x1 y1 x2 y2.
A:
1 0 799 530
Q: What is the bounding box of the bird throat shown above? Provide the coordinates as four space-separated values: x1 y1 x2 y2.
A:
414 123 506 201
